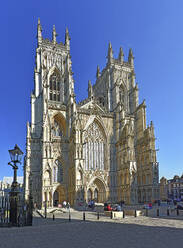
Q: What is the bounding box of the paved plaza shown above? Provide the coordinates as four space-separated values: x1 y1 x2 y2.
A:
0 209 183 248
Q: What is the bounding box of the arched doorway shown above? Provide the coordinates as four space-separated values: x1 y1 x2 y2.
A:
53 185 66 206
93 178 106 203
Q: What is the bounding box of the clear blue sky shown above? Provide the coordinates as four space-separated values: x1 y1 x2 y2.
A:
0 0 182 180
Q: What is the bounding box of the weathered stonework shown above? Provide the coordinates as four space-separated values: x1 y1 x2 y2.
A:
24 20 159 208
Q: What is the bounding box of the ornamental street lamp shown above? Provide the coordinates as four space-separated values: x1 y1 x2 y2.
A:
8 144 23 226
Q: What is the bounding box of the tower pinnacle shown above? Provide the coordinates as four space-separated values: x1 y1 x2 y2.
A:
65 27 70 50
128 48 134 67
52 25 57 44
118 47 124 63
88 80 93 99
96 65 100 79
37 18 42 45
107 42 113 64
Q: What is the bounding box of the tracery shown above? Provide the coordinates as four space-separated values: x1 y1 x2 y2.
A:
49 71 61 102
83 122 105 170
53 159 63 183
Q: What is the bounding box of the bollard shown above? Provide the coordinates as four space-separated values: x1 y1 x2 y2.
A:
134 210 137 218
97 212 99 220
167 209 169 216
110 211 113 219
83 212 85 221
177 209 179 216
146 209 148 217
123 210 125 218
69 212 71 222
157 209 159 217
53 214 55 221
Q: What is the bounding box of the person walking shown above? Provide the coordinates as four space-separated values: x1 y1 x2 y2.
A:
63 200 67 208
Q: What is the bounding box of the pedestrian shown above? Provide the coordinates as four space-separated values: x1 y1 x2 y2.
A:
63 200 66 208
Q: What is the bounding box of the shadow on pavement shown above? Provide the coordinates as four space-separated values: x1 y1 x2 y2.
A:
0 216 183 248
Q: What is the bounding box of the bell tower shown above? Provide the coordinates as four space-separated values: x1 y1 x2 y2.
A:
24 19 75 208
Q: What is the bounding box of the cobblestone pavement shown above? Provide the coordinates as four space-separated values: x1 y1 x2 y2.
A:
0 210 183 248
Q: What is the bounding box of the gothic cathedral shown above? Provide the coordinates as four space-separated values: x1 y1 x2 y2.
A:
24 20 159 209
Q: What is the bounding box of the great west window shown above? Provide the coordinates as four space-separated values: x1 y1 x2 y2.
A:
83 122 105 170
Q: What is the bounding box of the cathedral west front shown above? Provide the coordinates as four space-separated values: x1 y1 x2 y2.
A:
24 20 159 209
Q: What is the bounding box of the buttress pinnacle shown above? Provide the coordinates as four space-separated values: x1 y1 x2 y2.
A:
52 25 57 44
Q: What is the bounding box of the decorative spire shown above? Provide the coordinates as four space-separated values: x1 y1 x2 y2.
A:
118 47 124 63
96 65 100 79
37 18 42 45
52 25 57 44
65 27 70 49
131 70 135 87
128 48 134 67
107 42 113 64
88 80 93 99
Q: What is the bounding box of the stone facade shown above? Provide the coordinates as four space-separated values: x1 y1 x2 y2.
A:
168 175 183 201
160 175 183 201
160 177 168 201
24 20 159 208
0 177 23 202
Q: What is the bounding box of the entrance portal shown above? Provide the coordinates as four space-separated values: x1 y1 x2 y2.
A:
53 191 59 206
53 185 66 206
93 178 106 203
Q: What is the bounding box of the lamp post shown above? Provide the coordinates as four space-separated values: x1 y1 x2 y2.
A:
8 144 23 226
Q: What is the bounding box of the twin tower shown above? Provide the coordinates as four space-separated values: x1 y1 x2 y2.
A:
24 19 159 209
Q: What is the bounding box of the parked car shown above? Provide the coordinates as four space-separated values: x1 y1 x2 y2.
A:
104 203 112 211
111 204 122 211
143 203 152 209
176 205 183 210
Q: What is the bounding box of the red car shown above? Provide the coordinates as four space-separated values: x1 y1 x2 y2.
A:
104 203 112 211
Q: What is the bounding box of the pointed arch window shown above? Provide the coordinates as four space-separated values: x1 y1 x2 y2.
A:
49 71 61 102
83 121 105 171
53 160 63 183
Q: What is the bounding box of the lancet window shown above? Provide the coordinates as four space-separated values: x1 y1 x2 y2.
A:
49 72 61 102
53 160 63 183
83 122 105 171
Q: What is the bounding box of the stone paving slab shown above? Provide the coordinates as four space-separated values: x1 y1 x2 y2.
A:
0 211 183 248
